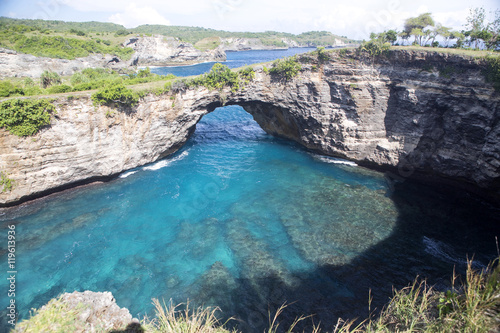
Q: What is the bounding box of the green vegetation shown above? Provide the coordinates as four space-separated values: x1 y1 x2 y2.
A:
40 70 61 88
91 83 139 107
269 57 302 81
484 55 500 90
0 98 54 136
0 81 23 97
143 299 232 333
0 17 125 33
368 9 499 50
464 8 500 50
0 171 13 192
6 34 133 60
0 18 134 60
186 63 255 92
316 47 330 62
330 259 500 333
0 67 176 99
12 295 109 332
132 25 355 46
194 37 222 51
0 17 356 53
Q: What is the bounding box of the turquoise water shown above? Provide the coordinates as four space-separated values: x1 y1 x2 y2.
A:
150 48 316 77
1 105 500 331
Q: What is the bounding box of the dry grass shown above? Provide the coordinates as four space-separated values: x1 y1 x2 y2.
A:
142 299 234 333
391 45 500 59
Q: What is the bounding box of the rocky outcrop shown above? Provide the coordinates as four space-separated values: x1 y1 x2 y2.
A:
219 37 349 51
220 37 297 51
13 291 139 332
0 36 226 78
0 48 129 78
124 36 226 66
0 49 498 206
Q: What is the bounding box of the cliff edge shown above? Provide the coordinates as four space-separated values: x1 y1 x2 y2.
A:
0 49 498 206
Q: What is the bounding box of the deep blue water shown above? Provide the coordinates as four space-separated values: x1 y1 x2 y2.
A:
150 48 316 77
1 50 500 332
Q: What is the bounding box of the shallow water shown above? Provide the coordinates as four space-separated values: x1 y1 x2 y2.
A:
1 105 499 331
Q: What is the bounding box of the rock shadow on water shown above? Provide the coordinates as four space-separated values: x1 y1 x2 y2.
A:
188 179 500 333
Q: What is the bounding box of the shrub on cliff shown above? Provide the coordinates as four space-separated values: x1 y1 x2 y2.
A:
0 98 55 136
9 35 134 60
47 84 73 94
0 171 13 192
91 83 139 107
40 70 61 88
202 63 240 90
484 55 500 91
186 63 254 92
238 67 255 84
269 57 302 81
0 81 24 97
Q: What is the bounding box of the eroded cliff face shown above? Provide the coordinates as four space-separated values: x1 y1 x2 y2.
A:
124 36 226 66
0 36 226 78
0 49 498 206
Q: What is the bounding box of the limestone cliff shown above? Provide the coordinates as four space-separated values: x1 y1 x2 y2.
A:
0 48 129 78
0 35 226 78
124 36 226 66
0 49 498 206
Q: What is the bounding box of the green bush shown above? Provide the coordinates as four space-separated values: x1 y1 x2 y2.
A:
0 171 13 192
47 84 73 94
40 70 61 88
69 28 86 36
0 98 55 136
9 35 134 60
137 67 153 78
316 46 329 62
484 55 500 91
115 29 130 37
269 57 302 81
23 86 44 96
185 64 254 92
238 67 255 83
203 63 240 90
91 83 139 106
0 81 23 97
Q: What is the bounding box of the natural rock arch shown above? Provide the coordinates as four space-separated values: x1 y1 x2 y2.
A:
0 50 499 206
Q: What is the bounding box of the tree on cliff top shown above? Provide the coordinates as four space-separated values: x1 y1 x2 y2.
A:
403 13 435 46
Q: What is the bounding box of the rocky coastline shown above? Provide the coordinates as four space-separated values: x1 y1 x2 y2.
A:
0 35 227 78
0 49 498 207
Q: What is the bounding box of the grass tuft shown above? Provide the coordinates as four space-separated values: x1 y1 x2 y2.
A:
142 299 234 333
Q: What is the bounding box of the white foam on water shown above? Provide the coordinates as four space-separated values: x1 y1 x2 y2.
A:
423 236 463 264
143 151 190 171
311 154 358 167
119 171 138 178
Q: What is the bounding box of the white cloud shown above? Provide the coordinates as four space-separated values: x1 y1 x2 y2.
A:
8 11 17 18
108 3 171 28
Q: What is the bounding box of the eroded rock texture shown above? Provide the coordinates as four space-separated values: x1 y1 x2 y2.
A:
0 49 498 206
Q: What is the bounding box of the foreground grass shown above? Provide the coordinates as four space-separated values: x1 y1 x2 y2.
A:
142 299 233 333
13 297 101 333
13 258 500 333
335 258 500 333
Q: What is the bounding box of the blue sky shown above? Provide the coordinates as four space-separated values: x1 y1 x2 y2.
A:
0 0 498 39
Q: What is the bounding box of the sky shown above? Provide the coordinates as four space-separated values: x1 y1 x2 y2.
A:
0 0 498 40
